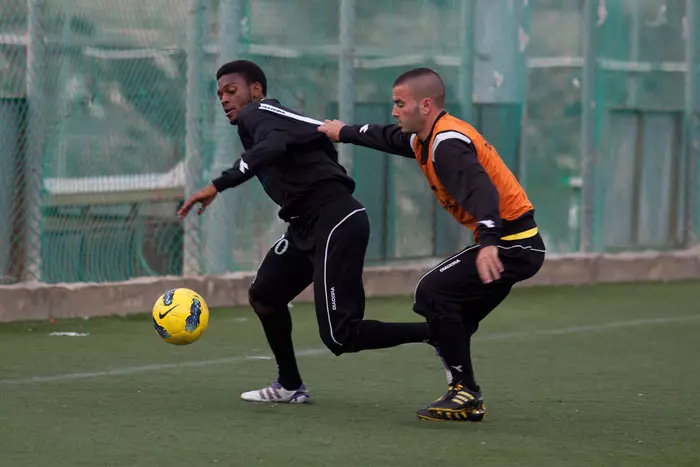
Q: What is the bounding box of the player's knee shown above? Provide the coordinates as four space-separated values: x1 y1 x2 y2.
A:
325 330 370 356
413 301 431 320
413 284 436 319
320 333 346 356
319 323 360 356
248 288 277 316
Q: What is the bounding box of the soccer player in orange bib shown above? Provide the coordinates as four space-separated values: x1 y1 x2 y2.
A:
319 67 546 421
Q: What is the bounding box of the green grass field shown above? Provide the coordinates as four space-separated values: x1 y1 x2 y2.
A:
1 281 699 467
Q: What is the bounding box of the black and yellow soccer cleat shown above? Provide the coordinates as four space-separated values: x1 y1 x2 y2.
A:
416 407 484 422
416 407 455 421
419 384 487 422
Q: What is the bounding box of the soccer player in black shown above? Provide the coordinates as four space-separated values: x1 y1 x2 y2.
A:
178 60 430 404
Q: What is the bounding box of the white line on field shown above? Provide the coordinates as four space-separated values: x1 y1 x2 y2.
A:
478 315 700 341
1 315 698 386
0 348 326 386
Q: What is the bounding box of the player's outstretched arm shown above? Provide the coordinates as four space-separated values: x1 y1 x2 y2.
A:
178 134 288 219
318 120 414 158
180 105 300 219
210 106 305 193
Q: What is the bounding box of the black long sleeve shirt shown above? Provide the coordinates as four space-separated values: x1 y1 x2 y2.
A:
212 99 355 221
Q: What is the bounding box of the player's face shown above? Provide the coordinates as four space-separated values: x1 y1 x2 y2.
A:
217 73 255 124
391 84 422 133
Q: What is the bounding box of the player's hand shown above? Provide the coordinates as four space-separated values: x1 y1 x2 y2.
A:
178 183 218 220
476 246 503 284
318 119 346 142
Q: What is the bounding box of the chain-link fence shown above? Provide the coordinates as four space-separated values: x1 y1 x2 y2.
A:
0 0 698 284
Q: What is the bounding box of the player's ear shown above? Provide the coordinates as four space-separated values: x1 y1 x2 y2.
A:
252 82 263 99
420 98 431 116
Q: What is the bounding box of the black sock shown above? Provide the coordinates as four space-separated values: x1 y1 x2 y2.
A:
431 315 479 392
256 308 303 390
350 320 429 351
459 334 480 393
460 319 481 393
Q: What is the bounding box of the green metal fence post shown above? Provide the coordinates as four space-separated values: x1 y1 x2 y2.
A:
581 0 599 252
24 0 47 281
183 0 208 275
204 0 245 274
684 0 699 246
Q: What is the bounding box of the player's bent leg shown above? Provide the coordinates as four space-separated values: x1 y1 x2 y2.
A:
412 247 490 421
414 262 481 386
414 236 546 420
314 277 430 356
241 234 314 403
314 302 430 356
413 244 482 377
312 198 429 356
415 310 486 420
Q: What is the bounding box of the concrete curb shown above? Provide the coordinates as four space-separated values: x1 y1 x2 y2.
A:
1 249 699 322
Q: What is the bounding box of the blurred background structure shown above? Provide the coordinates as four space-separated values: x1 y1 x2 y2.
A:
0 0 698 284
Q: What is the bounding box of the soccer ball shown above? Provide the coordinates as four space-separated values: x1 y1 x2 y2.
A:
152 288 209 345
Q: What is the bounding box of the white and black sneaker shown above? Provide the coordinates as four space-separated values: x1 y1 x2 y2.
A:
240 380 311 404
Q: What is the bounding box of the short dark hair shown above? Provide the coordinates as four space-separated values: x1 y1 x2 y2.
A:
216 60 267 95
393 67 444 88
393 67 445 107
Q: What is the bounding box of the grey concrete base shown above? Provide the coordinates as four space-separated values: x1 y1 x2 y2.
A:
1 248 699 322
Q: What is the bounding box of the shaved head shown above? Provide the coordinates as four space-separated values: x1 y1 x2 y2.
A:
393 68 445 109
